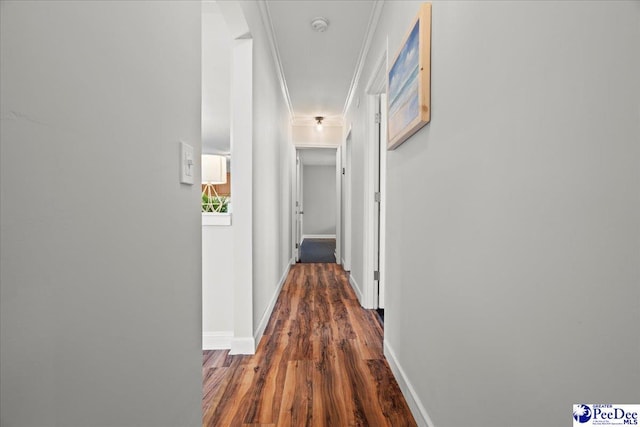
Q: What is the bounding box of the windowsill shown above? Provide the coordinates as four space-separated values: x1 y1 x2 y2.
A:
202 212 231 226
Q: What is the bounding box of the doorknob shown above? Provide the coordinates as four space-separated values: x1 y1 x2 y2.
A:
300 211 304 214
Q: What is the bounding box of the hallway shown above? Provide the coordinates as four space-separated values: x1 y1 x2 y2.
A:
202 263 415 426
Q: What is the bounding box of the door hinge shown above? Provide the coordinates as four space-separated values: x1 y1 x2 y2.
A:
295 243 299 249
375 113 381 124
296 201 299 207
373 270 380 281
342 167 346 175
374 192 381 203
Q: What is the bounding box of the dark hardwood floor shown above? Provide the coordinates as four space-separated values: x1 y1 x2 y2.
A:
202 263 416 427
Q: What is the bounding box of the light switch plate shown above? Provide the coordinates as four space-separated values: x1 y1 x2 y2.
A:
180 142 194 185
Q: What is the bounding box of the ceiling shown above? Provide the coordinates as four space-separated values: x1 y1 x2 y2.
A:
263 0 380 124
201 0 381 154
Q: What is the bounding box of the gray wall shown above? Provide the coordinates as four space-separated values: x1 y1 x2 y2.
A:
346 1 640 426
303 165 337 236
0 2 202 426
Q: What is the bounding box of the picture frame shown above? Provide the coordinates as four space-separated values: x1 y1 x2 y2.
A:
387 3 431 150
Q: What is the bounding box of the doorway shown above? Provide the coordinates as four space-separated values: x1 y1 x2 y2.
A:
373 93 387 319
373 95 382 318
340 131 352 271
295 147 339 263
295 150 302 261
363 50 388 315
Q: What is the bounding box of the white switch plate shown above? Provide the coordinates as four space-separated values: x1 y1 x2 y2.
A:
180 142 194 185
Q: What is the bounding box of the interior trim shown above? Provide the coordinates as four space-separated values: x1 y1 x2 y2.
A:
257 0 295 120
349 274 363 304
341 0 385 116
384 340 436 427
253 258 293 346
202 331 233 350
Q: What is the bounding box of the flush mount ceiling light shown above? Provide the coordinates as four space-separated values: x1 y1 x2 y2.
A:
311 17 329 32
315 116 324 131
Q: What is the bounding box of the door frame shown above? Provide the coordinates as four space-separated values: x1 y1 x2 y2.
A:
362 48 388 309
290 144 297 263
294 151 303 261
341 128 353 271
335 147 341 264
293 146 340 263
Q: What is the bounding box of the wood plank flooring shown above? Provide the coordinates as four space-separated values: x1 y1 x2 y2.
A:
202 263 416 427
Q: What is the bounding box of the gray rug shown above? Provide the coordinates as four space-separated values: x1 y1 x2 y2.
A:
299 238 336 263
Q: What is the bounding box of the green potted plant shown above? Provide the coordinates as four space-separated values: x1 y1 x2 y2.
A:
202 194 229 213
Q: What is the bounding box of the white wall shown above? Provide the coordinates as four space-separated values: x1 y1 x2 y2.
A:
303 165 337 236
0 2 202 426
238 1 293 342
202 222 234 348
293 124 342 147
229 29 254 354
346 2 640 426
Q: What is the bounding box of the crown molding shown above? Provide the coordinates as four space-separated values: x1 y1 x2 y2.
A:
257 0 295 120
342 0 385 116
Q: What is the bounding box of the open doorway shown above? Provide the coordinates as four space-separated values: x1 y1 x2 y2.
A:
201 0 253 354
372 93 387 322
363 50 388 320
340 130 352 271
295 147 338 263
201 0 234 351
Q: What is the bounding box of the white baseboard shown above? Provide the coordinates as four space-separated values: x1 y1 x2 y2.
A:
349 274 363 304
302 234 336 241
230 336 255 355
253 258 292 346
202 331 233 350
384 340 435 427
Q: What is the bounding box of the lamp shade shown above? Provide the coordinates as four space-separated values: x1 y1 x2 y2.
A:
202 154 227 184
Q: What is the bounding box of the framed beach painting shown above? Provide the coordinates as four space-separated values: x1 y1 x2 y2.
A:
387 3 431 150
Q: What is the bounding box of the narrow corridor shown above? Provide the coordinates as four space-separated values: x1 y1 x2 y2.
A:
202 263 416 426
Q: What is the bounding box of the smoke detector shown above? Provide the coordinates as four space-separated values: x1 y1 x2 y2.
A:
311 17 329 33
